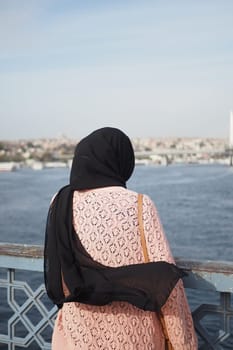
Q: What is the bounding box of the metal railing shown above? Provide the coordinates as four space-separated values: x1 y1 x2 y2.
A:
0 243 233 349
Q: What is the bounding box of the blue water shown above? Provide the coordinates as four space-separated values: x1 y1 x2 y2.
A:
129 164 233 261
1 164 232 261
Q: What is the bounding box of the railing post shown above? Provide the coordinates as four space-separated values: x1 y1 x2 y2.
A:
192 292 233 349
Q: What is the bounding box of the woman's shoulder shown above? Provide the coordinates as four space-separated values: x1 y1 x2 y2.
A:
73 187 156 211
124 188 155 208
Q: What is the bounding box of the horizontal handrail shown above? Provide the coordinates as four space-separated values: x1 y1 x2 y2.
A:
0 242 233 274
1 242 233 293
0 242 43 258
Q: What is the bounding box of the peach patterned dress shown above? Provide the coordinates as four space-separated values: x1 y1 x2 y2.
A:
52 186 198 349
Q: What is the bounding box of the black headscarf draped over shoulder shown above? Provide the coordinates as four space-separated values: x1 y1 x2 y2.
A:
44 127 185 310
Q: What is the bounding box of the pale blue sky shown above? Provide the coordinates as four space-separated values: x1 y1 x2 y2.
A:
0 0 233 140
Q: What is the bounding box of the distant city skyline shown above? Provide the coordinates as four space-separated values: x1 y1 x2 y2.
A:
0 0 233 140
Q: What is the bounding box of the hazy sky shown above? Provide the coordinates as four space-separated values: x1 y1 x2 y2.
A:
0 0 233 140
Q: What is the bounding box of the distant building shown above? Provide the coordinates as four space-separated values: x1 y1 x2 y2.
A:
230 111 233 147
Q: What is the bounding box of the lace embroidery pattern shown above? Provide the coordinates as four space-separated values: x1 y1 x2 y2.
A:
53 187 197 350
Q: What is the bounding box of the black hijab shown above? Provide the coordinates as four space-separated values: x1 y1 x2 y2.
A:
70 127 135 189
44 127 185 310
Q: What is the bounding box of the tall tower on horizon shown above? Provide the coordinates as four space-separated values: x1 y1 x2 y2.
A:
230 111 233 147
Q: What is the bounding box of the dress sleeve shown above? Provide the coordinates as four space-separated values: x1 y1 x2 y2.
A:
142 195 198 350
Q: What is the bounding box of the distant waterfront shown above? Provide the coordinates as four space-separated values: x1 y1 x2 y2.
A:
0 136 232 169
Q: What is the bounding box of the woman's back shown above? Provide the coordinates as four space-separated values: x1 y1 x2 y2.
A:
52 186 197 349
73 187 144 267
